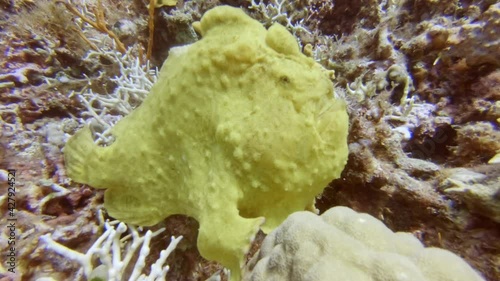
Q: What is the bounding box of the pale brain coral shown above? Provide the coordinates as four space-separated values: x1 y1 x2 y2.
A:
63 5 348 280
244 206 485 281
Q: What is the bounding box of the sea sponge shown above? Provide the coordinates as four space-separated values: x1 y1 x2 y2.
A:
64 6 348 279
244 207 485 281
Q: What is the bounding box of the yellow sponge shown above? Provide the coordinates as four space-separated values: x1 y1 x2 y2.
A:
64 6 348 279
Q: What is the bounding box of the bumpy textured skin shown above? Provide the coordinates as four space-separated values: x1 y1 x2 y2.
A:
245 206 485 281
64 6 348 279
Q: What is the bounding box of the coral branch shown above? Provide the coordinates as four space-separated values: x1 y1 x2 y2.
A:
57 0 126 54
147 0 156 60
40 211 183 281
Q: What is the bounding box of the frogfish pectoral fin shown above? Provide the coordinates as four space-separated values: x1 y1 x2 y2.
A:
197 210 264 281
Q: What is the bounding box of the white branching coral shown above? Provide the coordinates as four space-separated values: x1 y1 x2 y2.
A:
39 212 182 281
38 180 71 212
346 77 378 102
248 0 311 36
69 47 158 146
54 0 156 146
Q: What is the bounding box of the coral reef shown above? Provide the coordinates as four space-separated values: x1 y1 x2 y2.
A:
39 211 183 281
1 0 499 280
